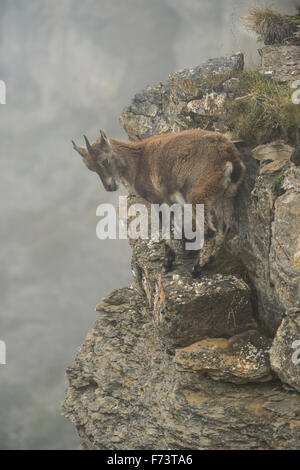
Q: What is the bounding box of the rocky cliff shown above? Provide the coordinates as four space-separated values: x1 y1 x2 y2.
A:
62 43 300 449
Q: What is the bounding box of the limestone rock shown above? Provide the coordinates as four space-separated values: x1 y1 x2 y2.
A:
270 308 300 392
226 149 300 333
222 77 240 93
233 144 300 331
130 238 255 349
251 141 293 175
291 148 300 166
258 45 300 83
269 169 300 311
187 92 227 117
252 141 294 163
120 52 244 140
62 288 300 450
175 330 273 384
63 286 300 450
151 273 255 349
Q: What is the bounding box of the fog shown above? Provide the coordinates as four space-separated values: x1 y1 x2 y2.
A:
0 0 297 450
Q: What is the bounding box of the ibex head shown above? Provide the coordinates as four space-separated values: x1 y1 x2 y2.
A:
72 130 118 192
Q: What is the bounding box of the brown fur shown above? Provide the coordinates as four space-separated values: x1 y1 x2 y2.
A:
72 128 245 275
108 131 243 204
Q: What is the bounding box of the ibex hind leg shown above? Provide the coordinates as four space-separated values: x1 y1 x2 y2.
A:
191 231 216 277
191 198 234 277
189 198 216 277
213 198 233 251
162 240 176 273
190 162 239 277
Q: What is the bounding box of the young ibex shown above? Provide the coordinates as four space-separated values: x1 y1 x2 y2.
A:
72 129 245 276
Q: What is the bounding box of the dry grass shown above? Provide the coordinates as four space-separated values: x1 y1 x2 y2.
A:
242 7 297 44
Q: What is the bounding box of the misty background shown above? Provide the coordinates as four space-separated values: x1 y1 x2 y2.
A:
0 0 297 450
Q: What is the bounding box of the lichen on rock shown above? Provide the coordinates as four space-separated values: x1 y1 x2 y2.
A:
175 330 273 384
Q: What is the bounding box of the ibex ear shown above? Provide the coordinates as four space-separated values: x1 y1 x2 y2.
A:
99 129 111 149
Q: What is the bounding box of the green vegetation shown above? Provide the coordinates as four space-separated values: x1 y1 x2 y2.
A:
224 71 300 147
271 173 285 197
242 7 297 45
290 15 300 26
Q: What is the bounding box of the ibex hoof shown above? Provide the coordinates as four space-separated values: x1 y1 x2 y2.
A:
191 265 201 278
206 227 216 239
162 263 173 274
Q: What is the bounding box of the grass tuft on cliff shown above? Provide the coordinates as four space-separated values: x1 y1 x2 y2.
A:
224 71 300 147
242 7 297 44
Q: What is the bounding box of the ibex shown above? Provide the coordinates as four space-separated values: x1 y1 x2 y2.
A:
72 129 245 276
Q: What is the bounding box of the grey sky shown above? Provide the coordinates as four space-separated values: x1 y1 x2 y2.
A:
0 0 297 450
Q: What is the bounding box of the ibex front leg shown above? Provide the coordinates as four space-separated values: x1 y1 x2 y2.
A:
161 209 180 273
188 195 217 277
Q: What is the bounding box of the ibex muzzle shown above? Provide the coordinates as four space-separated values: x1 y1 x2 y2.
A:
72 131 118 192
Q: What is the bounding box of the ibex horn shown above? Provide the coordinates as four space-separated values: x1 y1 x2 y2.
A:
100 129 109 144
72 140 86 158
83 135 93 154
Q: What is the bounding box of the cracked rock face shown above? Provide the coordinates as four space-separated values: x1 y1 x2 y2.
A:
62 288 300 450
228 142 300 335
131 236 256 349
63 52 300 449
228 148 300 332
270 308 300 393
120 52 244 140
258 45 300 83
175 330 273 384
